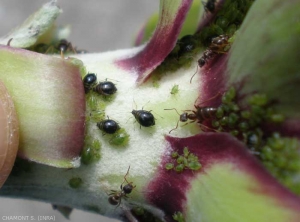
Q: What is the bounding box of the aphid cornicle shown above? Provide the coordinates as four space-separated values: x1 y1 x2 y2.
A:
97 119 120 134
131 110 155 128
83 73 97 93
108 166 136 207
94 81 117 96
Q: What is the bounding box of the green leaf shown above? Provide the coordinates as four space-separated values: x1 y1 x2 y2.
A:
0 1 61 48
227 0 300 118
0 45 85 168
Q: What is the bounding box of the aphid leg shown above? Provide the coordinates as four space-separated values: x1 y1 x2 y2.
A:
132 98 138 110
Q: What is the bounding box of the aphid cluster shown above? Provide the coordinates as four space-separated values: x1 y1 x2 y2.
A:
173 211 185 222
83 73 118 96
165 147 202 173
81 137 101 165
259 133 300 194
152 0 254 77
167 87 285 147
83 73 131 147
132 109 155 128
131 206 164 222
108 166 136 207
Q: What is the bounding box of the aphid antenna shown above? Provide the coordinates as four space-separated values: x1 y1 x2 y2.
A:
7 38 13 46
126 115 134 124
141 101 163 119
141 101 151 110
150 110 163 120
132 98 138 110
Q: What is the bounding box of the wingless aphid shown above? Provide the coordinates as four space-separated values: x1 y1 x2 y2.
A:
97 118 120 135
94 81 117 96
83 73 97 93
131 109 155 128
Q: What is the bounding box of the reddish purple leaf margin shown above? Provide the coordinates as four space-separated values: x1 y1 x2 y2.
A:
116 0 193 84
146 133 300 221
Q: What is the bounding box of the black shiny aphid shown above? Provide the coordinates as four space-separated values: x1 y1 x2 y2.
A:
97 119 120 134
132 110 155 128
178 35 196 55
83 73 97 93
203 0 216 13
94 81 117 96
